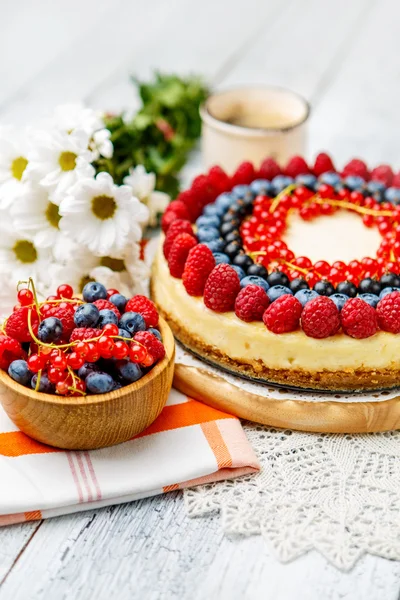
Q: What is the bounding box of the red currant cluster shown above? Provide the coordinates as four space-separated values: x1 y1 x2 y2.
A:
241 185 400 286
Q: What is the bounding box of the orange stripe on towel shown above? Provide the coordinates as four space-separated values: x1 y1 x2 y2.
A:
0 431 60 457
135 399 233 438
163 484 180 493
201 421 233 469
24 510 42 521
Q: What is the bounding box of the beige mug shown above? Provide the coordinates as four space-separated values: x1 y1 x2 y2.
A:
200 86 310 174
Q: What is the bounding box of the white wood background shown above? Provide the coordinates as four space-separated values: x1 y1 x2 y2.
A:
1 0 400 598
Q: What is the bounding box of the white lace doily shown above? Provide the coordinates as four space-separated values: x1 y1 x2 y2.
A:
180 348 400 571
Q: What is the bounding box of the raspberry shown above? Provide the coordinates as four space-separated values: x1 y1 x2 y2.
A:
235 285 270 322
392 171 400 188
161 201 190 233
167 233 198 278
41 303 76 339
259 157 281 180
182 244 216 296
301 296 340 338
176 189 198 221
208 166 231 194
370 165 394 187
70 328 99 342
5 306 39 342
231 161 256 186
313 152 335 176
263 294 302 333
163 219 195 259
134 331 165 361
342 158 369 181
341 297 378 338
191 174 217 208
284 156 310 178
0 336 24 369
93 299 121 319
125 295 159 328
376 291 400 333
204 264 241 312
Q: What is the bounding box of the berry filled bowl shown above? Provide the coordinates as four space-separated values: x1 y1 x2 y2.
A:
0 281 175 450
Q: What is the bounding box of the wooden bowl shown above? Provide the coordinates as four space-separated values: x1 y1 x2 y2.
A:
0 317 175 450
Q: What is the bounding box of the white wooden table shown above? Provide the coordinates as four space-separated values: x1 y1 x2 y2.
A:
1 1 400 597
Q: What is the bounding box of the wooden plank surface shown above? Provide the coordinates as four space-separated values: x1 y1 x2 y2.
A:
0 0 400 597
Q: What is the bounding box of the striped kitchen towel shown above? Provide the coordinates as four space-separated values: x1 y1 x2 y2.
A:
0 389 259 526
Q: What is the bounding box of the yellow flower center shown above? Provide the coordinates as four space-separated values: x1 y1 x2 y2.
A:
92 195 116 220
13 240 37 264
58 151 77 172
45 202 61 229
100 257 126 272
11 156 28 181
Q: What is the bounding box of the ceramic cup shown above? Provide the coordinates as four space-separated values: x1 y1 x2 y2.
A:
200 86 310 174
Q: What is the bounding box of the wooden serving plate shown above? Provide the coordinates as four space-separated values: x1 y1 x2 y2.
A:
173 357 400 434
0 317 175 450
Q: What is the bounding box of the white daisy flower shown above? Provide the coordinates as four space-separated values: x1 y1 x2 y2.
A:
123 165 169 227
24 128 95 205
90 128 113 160
51 103 104 137
91 243 150 296
59 172 149 257
47 252 100 295
0 271 18 322
0 126 31 209
0 228 52 284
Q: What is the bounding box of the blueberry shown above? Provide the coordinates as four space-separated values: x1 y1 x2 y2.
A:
384 187 400 204
119 311 146 335
224 242 241 260
86 372 115 394
38 317 63 343
271 175 293 195
109 293 127 313
215 193 234 211
82 281 107 303
8 360 32 386
336 281 357 298
358 293 380 308
31 373 54 393
240 276 269 292
319 172 341 187
344 175 365 191
232 185 253 201
267 285 293 302
97 309 118 328
314 281 335 296
295 174 317 189
116 360 143 383
367 180 386 201
230 265 246 280
233 254 253 271
196 215 220 229
197 226 220 243
358 278 381 296
74 303 100 328
290 277 309 294
295 289 319 307
380 272 400 289
330 293 349 311
78 362 101 380
220 221 239 237
267 271 290 288
379 287 400 299
213 252 230 265
250 179 273 196
148 327 162 341
224 231 241 244
247 264 268 279
229 201 248 217
204 204 224 217
204 240 225 253
118 328 132 340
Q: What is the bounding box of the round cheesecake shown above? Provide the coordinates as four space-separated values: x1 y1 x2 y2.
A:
152 157 400 392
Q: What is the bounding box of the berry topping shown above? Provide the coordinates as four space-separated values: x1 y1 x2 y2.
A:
116 361 143 382
313 152 335 176
70 327 99 342
313 280 335 296
109 293 127 313
125 295 159 328
134 330 166 361
231 161 256 186
74 303 100 328
163 219 195 259
38 317 63 343
86 372 114 394
204 263 241 312
266 271 290 288
182 244 216 296
97 309 119 328
5 306 39 343
259 157 281 180
342 158 369 181
301 296 341 339
284 156 310 178
341 297 378 338
161 200 190 233
376 291 400 333
8 360 32 386
167 233 198 278
263 294 302 334
82 281 107 303
370 165 393 187
119 312 146 335
295 289 319 307
267 285 292 303
41 303 76 339
235 285 270 322
92 299 121 319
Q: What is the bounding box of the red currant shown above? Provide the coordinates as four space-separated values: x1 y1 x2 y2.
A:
113 341 129 359
129 344 147 363
97 336 115 359
27 353 46 373
17 288 34 306
51 354 68 370
75 342 89 357
56 381 69 395
67 352 85 370
314 261 331 277
48 367 65 383
102 323 119 337
142 353 155 367
57 284 73 299
86 342 100 363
